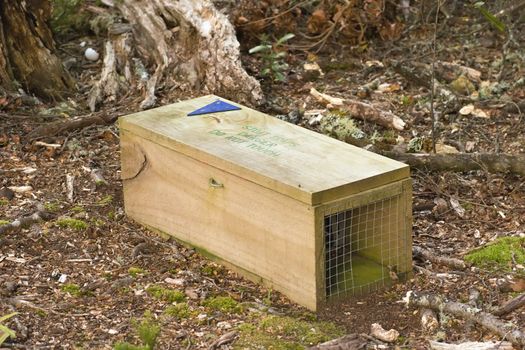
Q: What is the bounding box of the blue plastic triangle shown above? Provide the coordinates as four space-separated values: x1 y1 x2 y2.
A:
187 99 241 116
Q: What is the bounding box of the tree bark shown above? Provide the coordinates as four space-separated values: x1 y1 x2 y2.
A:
89 0 263 111
0 0 74 100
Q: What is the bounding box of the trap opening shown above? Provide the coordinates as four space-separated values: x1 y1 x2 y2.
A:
324 193 408 299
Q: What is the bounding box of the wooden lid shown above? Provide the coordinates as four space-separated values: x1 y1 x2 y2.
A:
119 95 409 205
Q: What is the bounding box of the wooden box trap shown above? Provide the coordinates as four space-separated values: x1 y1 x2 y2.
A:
119 95 412 311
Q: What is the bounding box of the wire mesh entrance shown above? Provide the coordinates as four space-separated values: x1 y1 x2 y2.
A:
324 193 408 299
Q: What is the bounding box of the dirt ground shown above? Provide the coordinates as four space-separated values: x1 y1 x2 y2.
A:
1 3 525 349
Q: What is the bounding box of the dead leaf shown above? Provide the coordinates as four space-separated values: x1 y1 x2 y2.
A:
304 62 324 76
472 108 489 118
433 198 448 215
459 104 475 115
376 82 401 93
307 9 327 34
465 141 476 152
8 186 33 193
449 198 465 218
435 143 459 154
509 278 525 292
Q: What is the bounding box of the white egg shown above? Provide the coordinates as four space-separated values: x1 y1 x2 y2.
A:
84 48 99 61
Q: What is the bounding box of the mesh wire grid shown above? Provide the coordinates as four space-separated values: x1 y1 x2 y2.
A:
324 193 407 298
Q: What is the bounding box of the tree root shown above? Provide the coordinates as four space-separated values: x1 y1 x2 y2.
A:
89 0 262 111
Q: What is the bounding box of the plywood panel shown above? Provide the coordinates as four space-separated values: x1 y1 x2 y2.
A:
120 95 409 205
121 131 319 310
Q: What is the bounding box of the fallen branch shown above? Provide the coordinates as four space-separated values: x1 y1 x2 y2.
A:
383 152 525 177
341 100 406 130
404 291 525 347
208 331 238 349
493 293 525 317
308 333 368 350
309 88 405 130
26 113 117 140
0 208 54 235
413 246 467 270
429 341 513 350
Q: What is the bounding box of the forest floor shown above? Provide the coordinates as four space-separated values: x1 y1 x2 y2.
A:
1 5 525 350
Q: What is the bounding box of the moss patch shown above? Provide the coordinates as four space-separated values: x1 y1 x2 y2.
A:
146 285 185 303
56 218 89 230
202 296 241 314
128 267 146 278
235 315 344 349
97 195 113 206
114 311 160 350
51 0 91 38
0 199 9 206
61 283 84 297
0 220 9 226
44 202 61 212
163 303 192 319
465 236 525 271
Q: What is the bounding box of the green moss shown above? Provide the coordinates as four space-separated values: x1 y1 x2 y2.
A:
163 303 192 319
465 237 525 270
51 0 91 37
92 218 105 227
35 309 48 317
128 267 146 278
56 218 89 230
44 202 60 212
97 195 113 206
0 220 9 226
114 312 160 350
71 206 84 213
201 265 215 276
202 296 241 314
146 285 185 303
0 198 8 206
61 283 83 297
235 315 344 349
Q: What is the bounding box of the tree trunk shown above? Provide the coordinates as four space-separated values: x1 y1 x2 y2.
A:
0 0 74 100
89 0 263 111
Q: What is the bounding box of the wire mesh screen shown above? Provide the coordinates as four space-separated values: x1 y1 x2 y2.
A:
324 193 408 298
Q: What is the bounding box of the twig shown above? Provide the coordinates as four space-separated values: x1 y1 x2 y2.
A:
239 0 313 28
26 112 117 141
430 0 442 154
0 208 54 235
66 174 74 202
493 293 525 317
7 297 90 317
